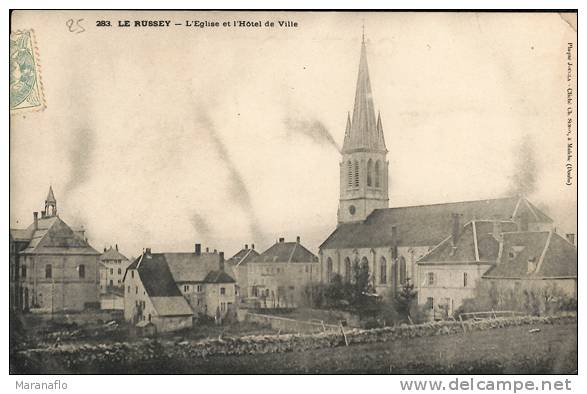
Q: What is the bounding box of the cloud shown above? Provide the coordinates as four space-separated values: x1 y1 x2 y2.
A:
64 127 95 193
508 134 538 196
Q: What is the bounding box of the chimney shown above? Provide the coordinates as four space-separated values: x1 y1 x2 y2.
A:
115 244 118 251
206 247 209 253
279 237 285 243
251 243 255 250
219 251 225 270
451 213 461 246
145 248 151 256
566 233 575 245
33 212 38 230
492 221 502 241
195 243 202 256
296 236 300 244
245 244 249 250
214 249 217 254
41 210 46 218
104 247 107 252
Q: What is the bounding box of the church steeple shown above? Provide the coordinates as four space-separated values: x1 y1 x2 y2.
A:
45 186 57 217
338 34 389 224
342 37 387 153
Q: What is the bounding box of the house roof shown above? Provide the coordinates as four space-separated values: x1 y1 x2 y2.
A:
165 252 223 283
203 270 236 284
252 241 318 263
150 296 193 316
100 246 128 262
226 247 260 267
483 231 577 280
132 254 183 297
320 196 552 250
418 220 519 264
15 216 99 256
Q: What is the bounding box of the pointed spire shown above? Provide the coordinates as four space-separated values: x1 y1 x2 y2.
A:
376 111 387 150
342 34 386 153
46 185 56 203
345 112 351 136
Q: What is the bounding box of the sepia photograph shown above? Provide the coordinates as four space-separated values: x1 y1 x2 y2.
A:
8 9 577 377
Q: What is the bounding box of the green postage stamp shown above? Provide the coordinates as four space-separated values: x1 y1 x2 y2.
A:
10 30 45 113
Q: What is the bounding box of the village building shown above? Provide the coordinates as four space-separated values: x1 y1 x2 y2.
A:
226 243 259 299
481 230 577 297
319 36 555 297
9 187 101 312
417 219 577 318
99 244 129 294
247 237 319 308
123 245 237 332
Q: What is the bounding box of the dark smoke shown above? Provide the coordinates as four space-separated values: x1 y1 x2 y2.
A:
195 111 265 243
284 117 341 152
65 127 95 193
191 213 213 242
508 134 538 196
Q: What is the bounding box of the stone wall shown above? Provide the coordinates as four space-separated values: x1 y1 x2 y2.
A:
12 313 576 373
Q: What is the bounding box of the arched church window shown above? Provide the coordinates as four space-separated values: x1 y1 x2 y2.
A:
344 257 351 282
380 257 387 284
367 159 373 186
353 160 359 188
347 161 353 188
375 160 381 188
399 256 407 285
326 257 333 282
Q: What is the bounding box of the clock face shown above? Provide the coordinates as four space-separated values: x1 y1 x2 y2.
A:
349 205 356 215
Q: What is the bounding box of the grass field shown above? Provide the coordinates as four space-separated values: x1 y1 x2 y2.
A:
119 322 576 374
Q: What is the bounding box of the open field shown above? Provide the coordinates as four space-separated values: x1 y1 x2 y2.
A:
14 322 576 374
129 323 577 374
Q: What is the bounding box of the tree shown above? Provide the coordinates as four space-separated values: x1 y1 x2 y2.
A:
393 278 418 321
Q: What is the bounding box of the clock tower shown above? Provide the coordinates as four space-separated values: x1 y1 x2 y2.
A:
338 36 389 224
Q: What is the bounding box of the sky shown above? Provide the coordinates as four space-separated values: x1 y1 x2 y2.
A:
10 11 577 259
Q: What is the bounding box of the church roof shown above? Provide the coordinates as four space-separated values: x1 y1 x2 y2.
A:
45 186 56 203
342 39 387 153
321 196 552 250
16 216 99 255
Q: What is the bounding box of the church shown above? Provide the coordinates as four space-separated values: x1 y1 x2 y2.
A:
318 37 555 297
9 187 101 312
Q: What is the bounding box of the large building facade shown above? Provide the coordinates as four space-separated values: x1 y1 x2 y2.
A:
10 187 101 312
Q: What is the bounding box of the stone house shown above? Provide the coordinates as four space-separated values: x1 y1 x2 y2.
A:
417 219 577 318
226 243 259 299
99 244 129 294
9 187 100 312
481 230 577 298
247 237 319 307
123 245 237 332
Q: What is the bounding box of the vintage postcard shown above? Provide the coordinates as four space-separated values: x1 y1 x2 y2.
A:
9 10 577 377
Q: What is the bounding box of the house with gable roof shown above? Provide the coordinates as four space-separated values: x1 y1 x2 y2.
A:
247 236 319 308
123 244 237 332
99 244 130 294
226 243 260 298
416 217 577 318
